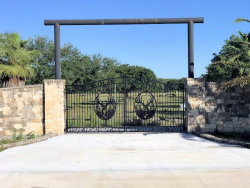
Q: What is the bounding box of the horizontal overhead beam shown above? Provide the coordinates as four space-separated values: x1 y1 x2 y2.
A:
44 17 204 25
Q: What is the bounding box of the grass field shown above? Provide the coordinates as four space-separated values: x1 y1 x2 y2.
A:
66 89 185 128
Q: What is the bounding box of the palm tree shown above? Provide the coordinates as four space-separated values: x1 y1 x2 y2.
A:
0 33 39 87
235 18 250 23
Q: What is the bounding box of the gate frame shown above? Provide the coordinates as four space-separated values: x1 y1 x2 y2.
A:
65 77 186 132
44 17 204 79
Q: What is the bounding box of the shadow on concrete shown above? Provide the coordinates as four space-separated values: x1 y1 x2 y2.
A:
142 132 204 142
142 132 243 148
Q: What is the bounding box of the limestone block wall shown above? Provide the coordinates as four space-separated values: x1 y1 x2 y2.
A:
186 78 250 135
0 85 44 136
0 80 66 137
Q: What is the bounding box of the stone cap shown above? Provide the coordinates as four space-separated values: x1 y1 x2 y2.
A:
0 84 43 91
44 79 66 85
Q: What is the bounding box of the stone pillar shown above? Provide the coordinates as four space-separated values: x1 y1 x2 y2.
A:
185 78 206 133
44 80 65 135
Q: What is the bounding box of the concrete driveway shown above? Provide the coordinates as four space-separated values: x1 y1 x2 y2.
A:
0 133 250 187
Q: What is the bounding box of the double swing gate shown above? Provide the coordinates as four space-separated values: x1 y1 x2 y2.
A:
65 77 185 132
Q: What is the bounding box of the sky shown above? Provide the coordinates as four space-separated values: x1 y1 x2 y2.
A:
0 0 249 79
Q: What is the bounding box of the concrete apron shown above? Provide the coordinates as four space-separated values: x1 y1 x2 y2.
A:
1 169 250 188
0 133 250 188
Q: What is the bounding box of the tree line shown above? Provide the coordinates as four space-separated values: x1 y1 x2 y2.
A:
0 33 185 87
25 36 159 85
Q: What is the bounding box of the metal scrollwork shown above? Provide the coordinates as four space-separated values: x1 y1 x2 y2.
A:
134 92 157 120
94 92 116 120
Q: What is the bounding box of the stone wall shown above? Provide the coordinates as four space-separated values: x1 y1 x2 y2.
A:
0 80 66 138
186 78 250 135
0 85 44 137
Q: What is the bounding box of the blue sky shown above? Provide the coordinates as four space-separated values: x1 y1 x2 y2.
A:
0 0 249 78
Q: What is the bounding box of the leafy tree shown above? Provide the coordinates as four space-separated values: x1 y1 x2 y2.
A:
62 53 120 85
99 55 120 79
205 31 250 82
25 36 121 85
114 64 157 97
25 36 54 84
61 43 87 85
204 19 250 90
115 64 156 80
24 36 158 87
0 33 40 87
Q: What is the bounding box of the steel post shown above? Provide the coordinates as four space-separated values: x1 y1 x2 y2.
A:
188 21 194 78
54 23 61 79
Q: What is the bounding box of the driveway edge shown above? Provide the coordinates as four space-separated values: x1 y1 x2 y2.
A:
1 134 56 151
195 133 250 149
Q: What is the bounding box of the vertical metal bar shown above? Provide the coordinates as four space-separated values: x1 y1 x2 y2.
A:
70 89 72 128
66 88 68 130
81 86 84 129
133 84 135 130
174 87 176 126
78 90 80 127
118 82 121 128
83 89 85 129
162 85 164 127
178 87 180 126
120 79 122 129
87 88 89 128
166 86 168 126
164 85 166 127
168 86 170 127
91 88 93 129
110 83 112 129
123 77 126 131
75 90 77 128
145 80 148 128
173 87 175 126
154 84 156 129
176 87 178 126
175 87 177 126
95 88 98 131
182 85 185 131
188 21 194 78
76 89 78 127
54 23 61 79
73 90 75 127
171 87 173 126
65 86 68 131
177 88 179 126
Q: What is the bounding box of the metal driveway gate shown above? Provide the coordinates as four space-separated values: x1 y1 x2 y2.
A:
65 77 185 132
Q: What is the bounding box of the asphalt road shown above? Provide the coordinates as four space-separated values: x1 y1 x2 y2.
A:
0 133 250 187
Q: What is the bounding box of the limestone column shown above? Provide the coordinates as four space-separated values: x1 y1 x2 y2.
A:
44 79 65 135
185 78 206 133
